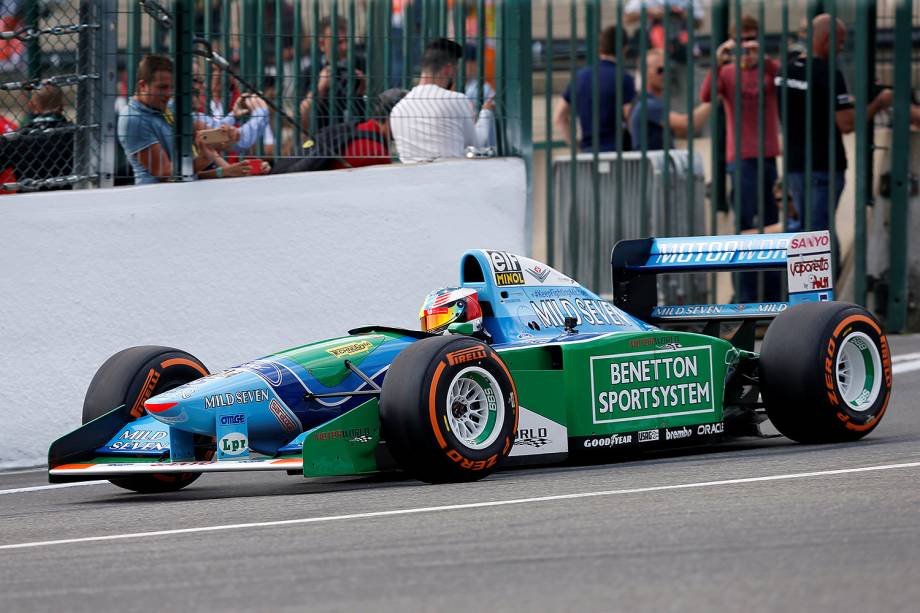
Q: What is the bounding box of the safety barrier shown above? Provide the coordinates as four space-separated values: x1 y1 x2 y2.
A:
550 149 707 302
0 158 526 469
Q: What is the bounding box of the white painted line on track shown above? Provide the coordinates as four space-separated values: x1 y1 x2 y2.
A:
2 461 918 552
0 481 107 496
892 352 920 363
893 358 920 375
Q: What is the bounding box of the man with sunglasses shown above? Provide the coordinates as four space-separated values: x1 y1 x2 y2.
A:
701 15 782 302
628 48 710 151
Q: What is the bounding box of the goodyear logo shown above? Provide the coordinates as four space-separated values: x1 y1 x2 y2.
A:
327 340 374 358
446 346 487 366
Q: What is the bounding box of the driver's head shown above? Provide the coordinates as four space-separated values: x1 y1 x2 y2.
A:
419 287 482 334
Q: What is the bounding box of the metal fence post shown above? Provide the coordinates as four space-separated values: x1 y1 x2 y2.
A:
502 0 532 255
173 0 194 181
853 0 875 307
887 0 912 331
77 0 116 189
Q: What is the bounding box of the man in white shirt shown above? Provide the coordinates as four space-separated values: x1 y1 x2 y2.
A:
389 38 495 163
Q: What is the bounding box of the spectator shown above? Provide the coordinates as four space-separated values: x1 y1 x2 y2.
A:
299 17 367 133
0 85 75 191
624 0 703 111
0 112 17 194
117 54 255 184
554 25 636 152
197 67 272 156
778 14 892 231
629 48 710 151
331 87 407 169
701 15 782 302
271 88 407 174
462 43 496 107
389 38 495 163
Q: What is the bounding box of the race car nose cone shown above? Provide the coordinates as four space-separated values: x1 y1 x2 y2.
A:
145 401 178 414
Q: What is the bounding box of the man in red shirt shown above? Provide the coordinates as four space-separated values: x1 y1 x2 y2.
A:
700 15 781 302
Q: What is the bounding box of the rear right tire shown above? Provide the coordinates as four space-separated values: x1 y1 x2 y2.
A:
760 302 892 443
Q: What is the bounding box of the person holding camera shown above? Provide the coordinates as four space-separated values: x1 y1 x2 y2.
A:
298 17 367 134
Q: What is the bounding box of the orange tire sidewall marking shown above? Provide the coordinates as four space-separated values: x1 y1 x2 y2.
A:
160 357 209 377
428 361 449 449
828 314 892 431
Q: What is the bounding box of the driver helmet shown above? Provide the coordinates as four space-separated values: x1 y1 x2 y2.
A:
419 287 483 334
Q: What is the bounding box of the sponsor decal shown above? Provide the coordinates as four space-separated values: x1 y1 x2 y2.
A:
130 368 161 418
530 297 626 328
315 427 374 443
526 265 551 283
487 250 525 286
269 399 300 434
218 432 248 456
653 237 790 266
637 429 660 442
789 257 830 276
446 346 487 366
108 429 169 451
514 427 551 448
326 340 374 358
591 346 715 424
697 422 724 435
204 389 269 409
628 335 681 349
583 434 633 448
664 426 693 441
219 413 245 425
789 233 830 251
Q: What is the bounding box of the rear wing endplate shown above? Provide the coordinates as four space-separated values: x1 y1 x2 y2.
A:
611 231 833 324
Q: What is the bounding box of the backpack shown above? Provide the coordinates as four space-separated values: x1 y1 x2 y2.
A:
271 121 387 174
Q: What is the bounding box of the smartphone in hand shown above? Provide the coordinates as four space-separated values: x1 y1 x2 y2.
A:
198 127 232 145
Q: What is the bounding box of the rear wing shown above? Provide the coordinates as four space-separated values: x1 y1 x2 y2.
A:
611 231 833 325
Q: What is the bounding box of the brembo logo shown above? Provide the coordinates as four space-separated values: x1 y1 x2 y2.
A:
446 347 487 366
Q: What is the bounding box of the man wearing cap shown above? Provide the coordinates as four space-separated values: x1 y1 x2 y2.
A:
389 38 495 163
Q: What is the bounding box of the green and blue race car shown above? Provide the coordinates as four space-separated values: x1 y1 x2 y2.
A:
48 230 892 490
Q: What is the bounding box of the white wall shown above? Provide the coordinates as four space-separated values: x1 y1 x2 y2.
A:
0 158 527 469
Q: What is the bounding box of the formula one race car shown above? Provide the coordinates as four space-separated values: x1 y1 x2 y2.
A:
48 231 892 491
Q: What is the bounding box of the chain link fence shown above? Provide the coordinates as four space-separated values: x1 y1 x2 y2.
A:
0 1 111 193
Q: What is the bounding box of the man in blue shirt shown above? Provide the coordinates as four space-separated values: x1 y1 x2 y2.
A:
628 48 710 151
554 26 636 152
117 55 177 185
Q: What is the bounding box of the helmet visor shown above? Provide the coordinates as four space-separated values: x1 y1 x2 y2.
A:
420 306 458 333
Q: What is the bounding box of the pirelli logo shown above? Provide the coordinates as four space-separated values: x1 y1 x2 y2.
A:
446 347 487 366
132 368 161 418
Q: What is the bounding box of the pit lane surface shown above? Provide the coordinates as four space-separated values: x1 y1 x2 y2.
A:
2 336 920 613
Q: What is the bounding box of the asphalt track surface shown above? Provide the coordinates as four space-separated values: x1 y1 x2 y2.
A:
2 337 920 613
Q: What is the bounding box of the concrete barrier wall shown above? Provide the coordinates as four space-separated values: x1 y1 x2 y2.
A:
0 158 526 469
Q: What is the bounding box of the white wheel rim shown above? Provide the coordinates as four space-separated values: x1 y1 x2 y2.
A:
446 366 504 450
835 331 883 412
